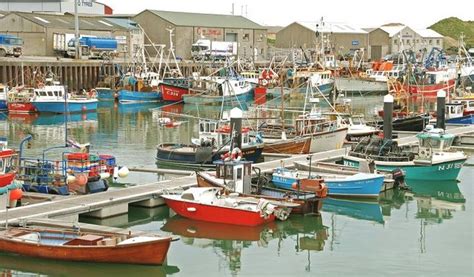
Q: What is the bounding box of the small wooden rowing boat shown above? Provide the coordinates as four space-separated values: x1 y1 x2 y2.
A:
0 227 172 265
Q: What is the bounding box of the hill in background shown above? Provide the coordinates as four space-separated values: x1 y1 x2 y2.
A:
430 17 474 49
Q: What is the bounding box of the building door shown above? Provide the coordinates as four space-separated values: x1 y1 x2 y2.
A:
225 33 237 42
371 45 382 60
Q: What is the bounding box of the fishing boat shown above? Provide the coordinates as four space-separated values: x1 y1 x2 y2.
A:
259 100 348 153
0 226 171 265
31 85 98 113
290 68 335 97
0 138 22 206
405 68 456 98
117 72 161 103
343 126 467 180
156 119 264 168
0 83 8 110
160 77 192 102
262 136 312 154
182 78 253 105
272 167 385 198
161 187 289 226
7 86 37 114
445 102 474 124
196 158 325 215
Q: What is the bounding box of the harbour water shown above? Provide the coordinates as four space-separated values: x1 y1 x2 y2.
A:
1 96 472 276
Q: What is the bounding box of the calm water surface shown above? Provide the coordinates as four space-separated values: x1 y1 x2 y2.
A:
0 96 472 276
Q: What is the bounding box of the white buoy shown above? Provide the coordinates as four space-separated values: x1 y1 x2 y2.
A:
66 175 76 184
118 166 129 178
100 172 111 179
113 166 119 179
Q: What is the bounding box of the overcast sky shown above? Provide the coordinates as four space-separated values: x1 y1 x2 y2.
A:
99 0 472 29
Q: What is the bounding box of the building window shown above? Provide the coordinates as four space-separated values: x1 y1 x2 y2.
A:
416 39 419 43
257 34 264 42
242 33 249 41
436 39 440 45
394 39 398 45
429 39 432 44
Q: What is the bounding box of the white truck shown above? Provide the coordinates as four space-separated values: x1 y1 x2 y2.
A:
191 39 237 61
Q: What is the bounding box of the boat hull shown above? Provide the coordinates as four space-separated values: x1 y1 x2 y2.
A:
0 100 7 110
156 143 263 167
163 197 275 226
446 115 474 124
405 80 455 97
296 82 334 96
117 90 161 103
263 137 311 154
272 172 383 198
160 83 189 102
0 235 171 265
308 127 348 153
342 156 466 181
32 100 98 113
96 88 116 101
7 102 37 114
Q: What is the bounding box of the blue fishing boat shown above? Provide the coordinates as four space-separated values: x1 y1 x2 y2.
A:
182 78 253 105
31 85 98 113
272 167 385 198
289 68 335 97
95 87 116 101
445 102 474 124
117 72 161 103
343 126 467 180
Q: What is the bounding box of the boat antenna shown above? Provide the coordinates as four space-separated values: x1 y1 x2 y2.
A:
64 85 68 147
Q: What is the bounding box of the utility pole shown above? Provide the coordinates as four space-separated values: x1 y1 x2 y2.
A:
74 0 81 59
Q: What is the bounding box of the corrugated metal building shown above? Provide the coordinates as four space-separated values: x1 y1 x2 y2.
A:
133 10 267 60
0 0 112 15
367 25 444 60
0 12 142 57
275 22 368 58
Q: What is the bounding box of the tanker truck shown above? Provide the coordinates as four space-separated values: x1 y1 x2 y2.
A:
54 34 118 59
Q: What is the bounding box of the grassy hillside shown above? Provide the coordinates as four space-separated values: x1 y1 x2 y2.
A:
430 17 474 48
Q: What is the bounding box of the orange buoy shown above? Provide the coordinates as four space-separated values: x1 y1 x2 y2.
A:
291 182 299 190
75 174 88 186
9 188 23 201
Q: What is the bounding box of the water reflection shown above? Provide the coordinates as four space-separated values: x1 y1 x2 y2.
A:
406 180 465 223
0 252 179 277
322 198 386 224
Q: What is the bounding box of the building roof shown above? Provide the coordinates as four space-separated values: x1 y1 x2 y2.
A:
296 21 367 34
266 26 283 34
379 25 406 37
416 28 443 38
144 10 265 30
9 12 130 31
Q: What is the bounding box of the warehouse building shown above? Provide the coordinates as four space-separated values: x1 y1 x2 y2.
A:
133 10 268 60
0 12 142 57
0 0 112 15
275 22 368 59
367 24 444 61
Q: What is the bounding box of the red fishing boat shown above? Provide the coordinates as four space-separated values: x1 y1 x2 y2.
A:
161 187 291 226
160 78 191 102
0 227 172 265
7 87 37 114
0 138 22 206
405 69 456 97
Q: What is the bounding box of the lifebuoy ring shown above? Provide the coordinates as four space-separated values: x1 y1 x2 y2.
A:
261 79 268 86
221 152 231 161
315 182 328 198
231 147 242 161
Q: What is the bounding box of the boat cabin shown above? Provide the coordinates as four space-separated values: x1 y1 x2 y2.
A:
453 97 474 115
416 127 455 156
197 119 255 149
445 103 464 119
0 84 7 104
213 159 253 194
33 85 66 100
0 138 17 178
